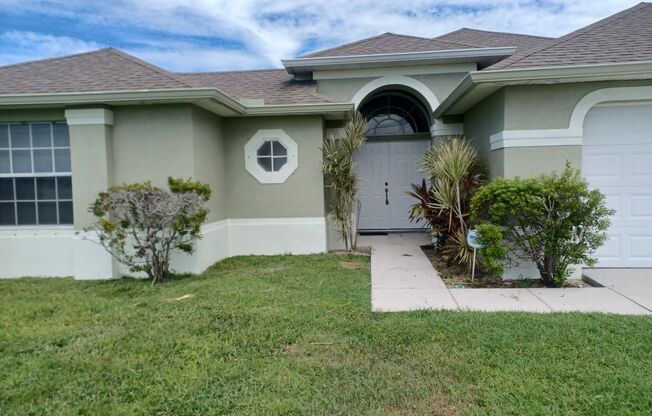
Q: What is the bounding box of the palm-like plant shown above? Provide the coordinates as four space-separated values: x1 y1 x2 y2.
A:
411 136 482 268
322 112 367 251
423 136 481 237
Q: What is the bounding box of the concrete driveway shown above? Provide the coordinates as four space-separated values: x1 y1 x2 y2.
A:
583 269 652 311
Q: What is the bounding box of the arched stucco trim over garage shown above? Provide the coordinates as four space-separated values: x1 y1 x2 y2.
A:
490 86 652 150
569 86 652 130
351 75 440 113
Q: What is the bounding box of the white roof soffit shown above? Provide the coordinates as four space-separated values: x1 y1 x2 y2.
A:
434 60 652 117
282 47 516 75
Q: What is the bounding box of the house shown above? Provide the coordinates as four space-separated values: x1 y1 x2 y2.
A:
0 3 650 279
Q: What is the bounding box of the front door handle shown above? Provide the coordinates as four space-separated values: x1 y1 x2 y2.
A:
384 182 389 205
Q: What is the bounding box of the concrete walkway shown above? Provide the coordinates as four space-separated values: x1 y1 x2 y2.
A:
361 233 652 315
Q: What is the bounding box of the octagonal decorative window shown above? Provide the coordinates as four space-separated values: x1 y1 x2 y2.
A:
245 129 298 184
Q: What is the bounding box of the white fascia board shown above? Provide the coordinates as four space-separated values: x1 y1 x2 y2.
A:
0 88 354 118
0 88 247 114
435 60 652 117
282 47 516 74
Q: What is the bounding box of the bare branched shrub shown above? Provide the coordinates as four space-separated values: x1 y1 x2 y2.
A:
88 178 211 284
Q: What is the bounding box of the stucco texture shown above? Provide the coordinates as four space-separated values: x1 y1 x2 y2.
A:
463 79 652 179
223 115 326 218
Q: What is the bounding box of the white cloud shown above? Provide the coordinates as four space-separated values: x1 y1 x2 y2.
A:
0 31 102 65
0 0 643 71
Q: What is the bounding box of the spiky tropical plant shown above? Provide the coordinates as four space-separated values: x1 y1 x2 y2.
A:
423 136 481 237
413 136 483 267
322 112 367 251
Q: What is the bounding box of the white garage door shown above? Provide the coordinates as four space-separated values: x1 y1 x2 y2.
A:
356 139 430 230
583 103 652 267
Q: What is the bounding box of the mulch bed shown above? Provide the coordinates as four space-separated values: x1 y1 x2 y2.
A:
420 245 591 289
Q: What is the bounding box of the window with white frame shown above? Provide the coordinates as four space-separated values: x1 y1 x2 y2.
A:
244 129 298 184
0 122 73 226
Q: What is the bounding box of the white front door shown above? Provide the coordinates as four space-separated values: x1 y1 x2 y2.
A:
583 103 652 267
356 139 430 230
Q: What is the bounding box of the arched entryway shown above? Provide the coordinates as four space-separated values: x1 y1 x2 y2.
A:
356 89 432 230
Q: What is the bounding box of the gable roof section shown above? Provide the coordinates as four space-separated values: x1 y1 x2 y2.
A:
0 48 336 106
434 28 552 50
301 33 471 58
175 69 335 105
0 48 192 94
494 2 652 69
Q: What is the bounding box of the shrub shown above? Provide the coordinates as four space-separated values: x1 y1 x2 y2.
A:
409 136 483 266
88 177 211 284
322 112 367 251
471 164 614 286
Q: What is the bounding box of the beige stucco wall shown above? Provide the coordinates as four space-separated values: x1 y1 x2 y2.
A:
500 146 581 178
223 115 326 218
112 105 196 186
462 89 505 178
191 107 226 222
462 80 652 179
503 79 652 130
0 109 65 122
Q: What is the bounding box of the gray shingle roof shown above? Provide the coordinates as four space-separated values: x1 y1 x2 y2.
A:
0 48 192 94
0 48 333 105
301 33 472 58
493 2 652 69
175 69 335 105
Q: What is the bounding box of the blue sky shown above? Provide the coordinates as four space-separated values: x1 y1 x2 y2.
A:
0 0 641 72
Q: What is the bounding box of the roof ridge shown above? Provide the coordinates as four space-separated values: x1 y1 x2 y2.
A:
176 68 286 75
105 48 194 88
449 27 554 40
499 2 650 68
301 32 398 58
0 47 112 70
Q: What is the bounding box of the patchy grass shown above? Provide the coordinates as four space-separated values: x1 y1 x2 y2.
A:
1 254 650 415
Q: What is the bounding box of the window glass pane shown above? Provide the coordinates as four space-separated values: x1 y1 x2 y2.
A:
31 124 52 147
17 202 36 225
0 125 8 148
38 202 58 224
57 177 72 199
58 201 73 224
0 178 13 201
272 141 287 156
12 150 32 173
257 156 272 172
15 178 35 200
0 150 9 174
37 177 56 200
54 149 71 172
257 141 272 157
10 124 30 148
273 156 287 171
0 202 15 225
53 123 70 147
33 149 53 173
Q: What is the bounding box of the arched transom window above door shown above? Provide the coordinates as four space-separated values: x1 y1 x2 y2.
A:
359 91 430 137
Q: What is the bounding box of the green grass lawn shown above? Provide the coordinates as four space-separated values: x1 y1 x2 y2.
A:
1 254 651 415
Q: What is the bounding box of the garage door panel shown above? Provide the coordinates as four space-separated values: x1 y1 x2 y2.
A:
631 152 652 178
631 195 652 218
631 237 652 258
583 103 652 267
